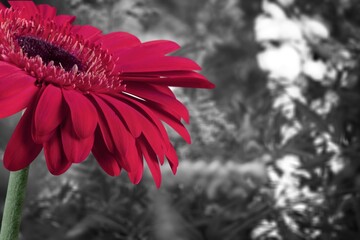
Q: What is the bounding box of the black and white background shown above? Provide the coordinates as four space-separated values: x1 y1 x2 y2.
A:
1 0 360 239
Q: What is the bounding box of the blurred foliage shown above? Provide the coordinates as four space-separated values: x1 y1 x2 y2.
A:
0 0 360 239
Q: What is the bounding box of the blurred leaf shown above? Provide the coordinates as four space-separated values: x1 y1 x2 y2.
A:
295 100 329 132
66 214 126 238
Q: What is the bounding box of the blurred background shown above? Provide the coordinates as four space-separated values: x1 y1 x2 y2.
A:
1 0 360 239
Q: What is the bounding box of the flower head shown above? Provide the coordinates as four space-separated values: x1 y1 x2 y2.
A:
0 1 214 187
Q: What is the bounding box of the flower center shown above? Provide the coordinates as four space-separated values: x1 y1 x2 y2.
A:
0 8 124 93
16 36 84 72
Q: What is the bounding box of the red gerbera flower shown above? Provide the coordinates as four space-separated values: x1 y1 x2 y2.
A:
0 1 214 187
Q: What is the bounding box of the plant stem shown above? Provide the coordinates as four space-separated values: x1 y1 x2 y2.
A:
0 167 29 240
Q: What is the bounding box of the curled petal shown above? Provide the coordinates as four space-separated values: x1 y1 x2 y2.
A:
33 85 64 142
3 101 42 171
91 94 138 171
165 144 179 174
63 90 98 138
138 137 161 188
61 117 94 163
92 128 121 176
92 94 128 154
99 94 142 137
117 94 168 158
127 145 143 184
44 129 71 175
125 136 143 173
94 103 115 153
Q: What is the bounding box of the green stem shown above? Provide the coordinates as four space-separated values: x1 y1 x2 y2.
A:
0 167 29 240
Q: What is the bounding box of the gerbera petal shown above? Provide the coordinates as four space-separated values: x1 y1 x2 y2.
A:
166 144 179 174
63 90 98 138
125 83 189 122
0 84 38 118
0 60 21 73
94 104 114 153
138 122 166 159
0 72 36 99
152 105 191 144
117 94 169 156
150 85 176 97
44 129 71 175
91 94 122 154
98 32 141 53
122 71 215 89
161 71 215 88
61 117 94 163
91 94 137 171
92 128 121 176
125 136 143 171
127 144 144 184
54 15 76 25
99 94 142 137
119 93 170 140
138 137 162 188
118 56 201 72
33 85 64 142
114 40 180 65
3 101 42 171
128 168 143 185
9 1 38 17
37 4 57 20
103 94 168 163
72 25 102 41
